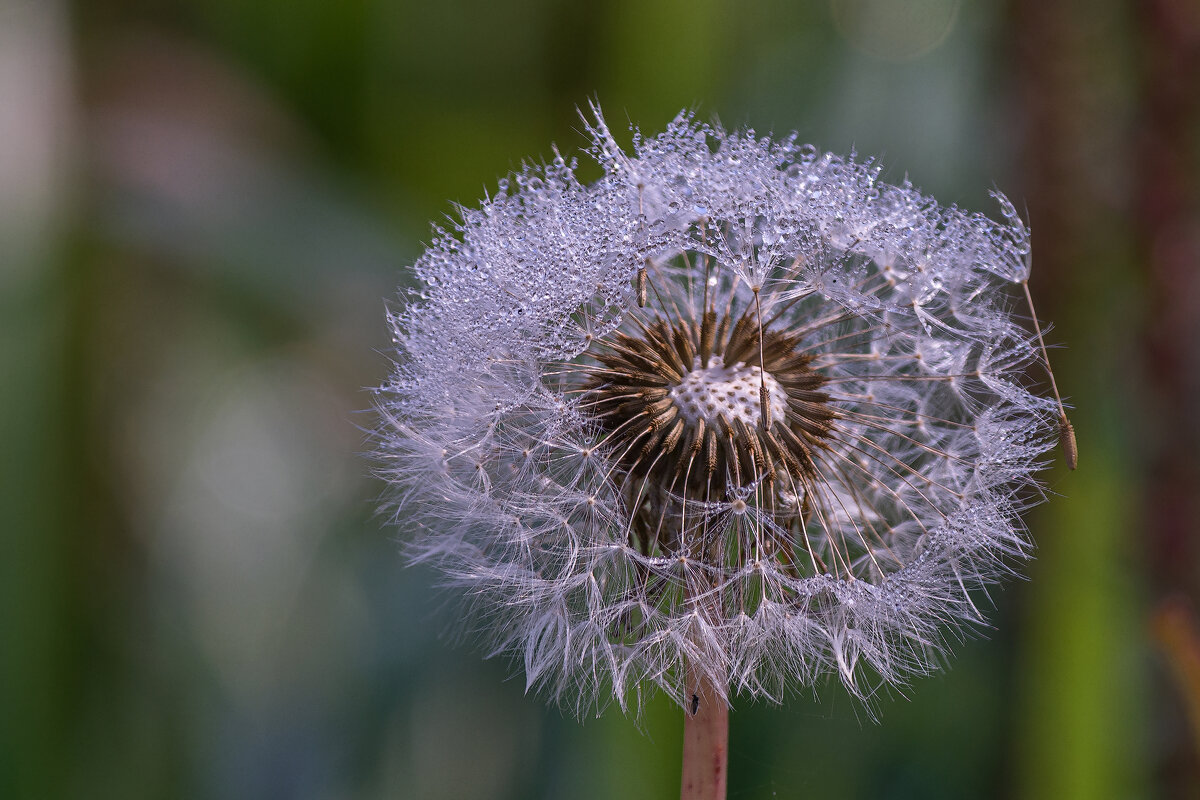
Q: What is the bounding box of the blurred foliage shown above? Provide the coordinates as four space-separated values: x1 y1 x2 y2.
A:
2 0 1197 797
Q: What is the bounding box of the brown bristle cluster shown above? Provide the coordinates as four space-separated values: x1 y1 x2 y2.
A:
584 307 837 520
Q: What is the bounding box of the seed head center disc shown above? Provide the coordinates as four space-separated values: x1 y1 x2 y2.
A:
581 309 837 511
670 356 787 428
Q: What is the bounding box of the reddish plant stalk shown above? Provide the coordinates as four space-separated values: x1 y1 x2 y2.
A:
680 662 728 800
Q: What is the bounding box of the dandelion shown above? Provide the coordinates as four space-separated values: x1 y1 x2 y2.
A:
374 106 1061 799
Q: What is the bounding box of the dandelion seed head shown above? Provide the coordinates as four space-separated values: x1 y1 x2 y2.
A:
373 107 1059 716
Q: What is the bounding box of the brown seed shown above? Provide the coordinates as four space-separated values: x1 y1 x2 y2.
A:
1059 413 1078 471
759 384 773 431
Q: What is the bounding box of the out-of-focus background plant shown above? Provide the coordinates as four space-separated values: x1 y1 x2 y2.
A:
2 0 1197 797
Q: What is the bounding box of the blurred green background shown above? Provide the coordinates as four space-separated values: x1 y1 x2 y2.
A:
3 0 1199 797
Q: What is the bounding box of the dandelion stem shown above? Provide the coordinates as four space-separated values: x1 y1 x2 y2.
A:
680 661 728 800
